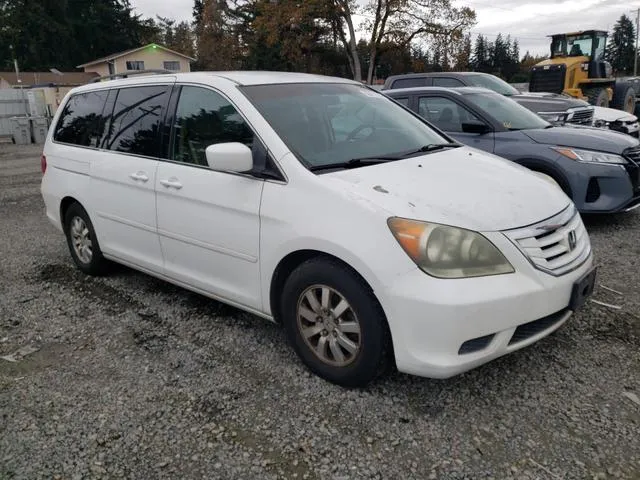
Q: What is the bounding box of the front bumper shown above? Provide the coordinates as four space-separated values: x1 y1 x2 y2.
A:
564 160 639 213
378 230 594 379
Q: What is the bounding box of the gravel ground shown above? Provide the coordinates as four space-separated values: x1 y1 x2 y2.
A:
0 143 639 480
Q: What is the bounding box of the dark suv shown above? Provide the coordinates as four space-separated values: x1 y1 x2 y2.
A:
382 72 595 126
385 86 640 213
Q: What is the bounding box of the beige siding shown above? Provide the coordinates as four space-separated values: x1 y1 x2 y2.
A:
83 49 191 76
87 64 111 77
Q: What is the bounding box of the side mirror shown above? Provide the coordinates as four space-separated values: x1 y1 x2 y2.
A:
461 121 492 134
205 142 253 173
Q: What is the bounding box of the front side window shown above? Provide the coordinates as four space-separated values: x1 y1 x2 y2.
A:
104 86 170 157
393 97 409 106
126 61 145 71
163 61 181 71
432 77 465 88
463 92 550 130
418 96 480 132
53 90 110 147
171 86 254 166
241 83 448 170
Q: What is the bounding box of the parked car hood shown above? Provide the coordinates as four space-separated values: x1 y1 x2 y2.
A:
522 126 640 153
324 147 570 232
511 92 590 112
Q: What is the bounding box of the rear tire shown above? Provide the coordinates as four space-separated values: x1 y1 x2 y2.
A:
281 258 390 387
611 83 636 114
585 87 609 108
63 203 109 276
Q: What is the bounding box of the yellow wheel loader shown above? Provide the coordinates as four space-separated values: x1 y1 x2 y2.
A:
530 30 638 114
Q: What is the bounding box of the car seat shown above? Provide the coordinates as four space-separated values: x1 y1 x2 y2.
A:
438 107 459 132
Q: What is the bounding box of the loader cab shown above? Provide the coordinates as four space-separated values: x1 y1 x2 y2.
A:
550 31 607 62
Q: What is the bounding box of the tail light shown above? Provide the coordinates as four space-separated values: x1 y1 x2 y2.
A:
41 154 47 174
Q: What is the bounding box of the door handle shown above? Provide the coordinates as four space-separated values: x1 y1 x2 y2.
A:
159 178 183 190
129 171 149 182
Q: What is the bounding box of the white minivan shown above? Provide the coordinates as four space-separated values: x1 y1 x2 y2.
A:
41 71 596 387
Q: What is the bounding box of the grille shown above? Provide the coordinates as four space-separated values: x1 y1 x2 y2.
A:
502 206 591 276
508 309 569 345
565 107 594 126
529 65 566 94
623 146 640 194
624 146 640 164
458 334 495 355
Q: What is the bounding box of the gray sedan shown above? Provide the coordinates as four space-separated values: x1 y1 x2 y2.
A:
385 87 640 213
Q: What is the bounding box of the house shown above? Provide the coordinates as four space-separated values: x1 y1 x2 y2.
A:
0 71 99 89
0 71 101 116
77 43 195 77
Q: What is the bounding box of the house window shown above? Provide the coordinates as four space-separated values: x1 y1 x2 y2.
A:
126 61 145 71
163 61 181 71
108 61 115 75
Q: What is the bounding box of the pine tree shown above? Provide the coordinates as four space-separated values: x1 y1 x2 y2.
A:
511 38 520 64
471 34 487 72
606 14 636 74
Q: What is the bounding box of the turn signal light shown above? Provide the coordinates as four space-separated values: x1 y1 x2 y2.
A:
41 154 47 174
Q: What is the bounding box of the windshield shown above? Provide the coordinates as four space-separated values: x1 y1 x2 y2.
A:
464 92 550 130
551 33 606 59
241 83 448 169
468 75 519 96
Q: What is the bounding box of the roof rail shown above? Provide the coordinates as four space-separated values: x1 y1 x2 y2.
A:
90 69 174 83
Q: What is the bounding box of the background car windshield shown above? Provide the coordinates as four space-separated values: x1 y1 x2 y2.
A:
464 92 550 130
241 83 448 168
468 75 520 96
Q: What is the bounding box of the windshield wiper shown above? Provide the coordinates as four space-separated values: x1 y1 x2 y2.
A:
405 143 461 155
309 158 393 171
309 144 461 172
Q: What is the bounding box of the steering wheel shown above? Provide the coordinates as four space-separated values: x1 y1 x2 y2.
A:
346 124 376 141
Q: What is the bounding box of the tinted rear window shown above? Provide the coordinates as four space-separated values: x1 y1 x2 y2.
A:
391 78 427 89
432 77 465 87
53 90 110 147
103 86 170 157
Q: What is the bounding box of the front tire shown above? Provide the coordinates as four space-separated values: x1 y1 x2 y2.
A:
611 83 636 114
63 203 108 275
585 87 609 108
281 258 390 387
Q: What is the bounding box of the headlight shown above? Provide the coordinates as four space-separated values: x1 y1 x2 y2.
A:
538 112 567 124
553 147 627 164
387 218 514 279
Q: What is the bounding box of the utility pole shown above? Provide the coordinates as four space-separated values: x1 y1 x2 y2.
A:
635 7 639 76
9 44 27 116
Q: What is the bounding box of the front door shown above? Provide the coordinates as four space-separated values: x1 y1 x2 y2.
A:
155 85 264 310
90 84 172 272
416 96 495 153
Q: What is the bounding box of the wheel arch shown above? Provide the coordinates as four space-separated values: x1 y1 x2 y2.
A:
59 196 83 228
517 159 574 198
269 249 380 325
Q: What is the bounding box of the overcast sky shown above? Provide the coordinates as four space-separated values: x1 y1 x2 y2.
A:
130 0 640 57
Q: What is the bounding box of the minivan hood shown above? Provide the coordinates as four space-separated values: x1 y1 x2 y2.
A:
324 147 570 232
522 126 640 154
